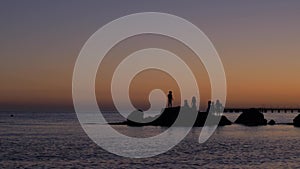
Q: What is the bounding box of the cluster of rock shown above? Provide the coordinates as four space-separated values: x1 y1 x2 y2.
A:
293 114 300 127
112 107 300 128
234 108 300 127
126 106 232 127
235 108 267 126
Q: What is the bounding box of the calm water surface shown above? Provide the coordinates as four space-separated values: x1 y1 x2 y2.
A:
1 111 300 168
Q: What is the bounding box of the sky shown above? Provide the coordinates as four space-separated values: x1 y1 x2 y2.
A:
1 0 300 111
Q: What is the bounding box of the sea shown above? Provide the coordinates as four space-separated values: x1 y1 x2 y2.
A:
1 110 300 168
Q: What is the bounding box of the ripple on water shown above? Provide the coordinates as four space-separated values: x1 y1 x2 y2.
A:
1 111 300 168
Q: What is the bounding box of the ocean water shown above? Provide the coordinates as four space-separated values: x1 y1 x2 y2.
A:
1 111 300 168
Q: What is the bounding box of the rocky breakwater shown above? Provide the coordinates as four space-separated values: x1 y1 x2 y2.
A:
235 108 267 126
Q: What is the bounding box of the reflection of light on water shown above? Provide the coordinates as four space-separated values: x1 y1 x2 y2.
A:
2 111 300 167
84 124 193 157
80 111 299 157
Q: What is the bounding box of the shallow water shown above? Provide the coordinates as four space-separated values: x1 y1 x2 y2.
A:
1 111 300 168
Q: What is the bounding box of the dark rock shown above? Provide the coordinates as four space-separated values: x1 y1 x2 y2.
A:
219 116 232 126
124 107 232 127
127 110 144 126
293 114 300 127
268 119 276 125
235 108 267 126
150 106 182 126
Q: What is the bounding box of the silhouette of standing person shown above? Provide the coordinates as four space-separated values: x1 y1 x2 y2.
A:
184 99 189 108
210 101 216 114
206 100 212 113
167 91 173 108
191 96 197 110
215 99 223 115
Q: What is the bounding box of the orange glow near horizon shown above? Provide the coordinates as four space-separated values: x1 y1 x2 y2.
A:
95 34 212 111
1 1 300 110
1 31 300 110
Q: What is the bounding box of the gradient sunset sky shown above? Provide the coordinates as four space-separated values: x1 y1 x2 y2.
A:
1 1 300 111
